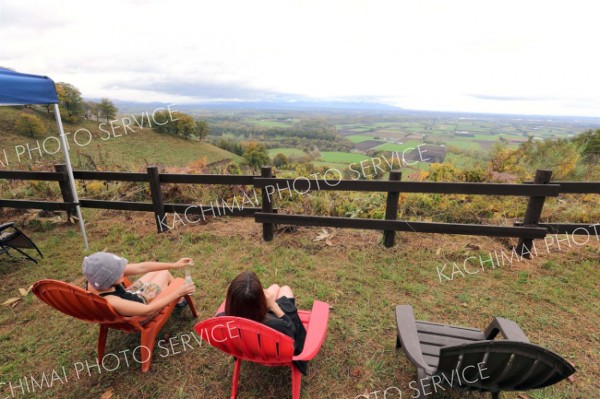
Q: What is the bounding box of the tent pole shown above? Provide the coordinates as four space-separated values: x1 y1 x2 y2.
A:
53 103 89 250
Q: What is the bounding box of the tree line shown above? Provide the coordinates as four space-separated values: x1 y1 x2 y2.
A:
11 82 209 141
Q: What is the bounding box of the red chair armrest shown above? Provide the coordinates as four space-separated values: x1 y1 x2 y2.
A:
294 300 330 362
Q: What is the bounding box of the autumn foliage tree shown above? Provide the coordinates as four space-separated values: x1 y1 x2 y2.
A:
574 128 600 163
15 113 45 137
196 120 209 140
272 153 289 168
99 98 118 122
242 142 270 171
152 110 209 140
56 82 84 123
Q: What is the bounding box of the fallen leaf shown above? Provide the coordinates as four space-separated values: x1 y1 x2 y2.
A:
18 288 28 297
26 285 33 295
2 298 22 307
315 228 336 243
100 388 114 399
436 247 441 255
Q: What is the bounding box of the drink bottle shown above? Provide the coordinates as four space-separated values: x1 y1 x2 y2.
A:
185 260 194 284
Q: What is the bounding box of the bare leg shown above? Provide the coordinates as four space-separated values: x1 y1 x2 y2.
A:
145 270 174 291
137 271 160 284
277 285 294 299
265 284 280 299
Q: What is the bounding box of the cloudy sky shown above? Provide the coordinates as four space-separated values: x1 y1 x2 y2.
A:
1 0 600 116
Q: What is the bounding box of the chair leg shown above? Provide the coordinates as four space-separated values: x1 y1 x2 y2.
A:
411 368 429 399
9 246 38 263
140 329 159 373
97 325 109 364
185 294 199 318
291 366 302 399
230 358 242 399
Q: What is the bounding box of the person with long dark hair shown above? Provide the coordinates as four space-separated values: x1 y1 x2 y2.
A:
222 270 308 374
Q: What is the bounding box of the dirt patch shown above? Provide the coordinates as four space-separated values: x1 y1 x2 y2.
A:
354 140 385 150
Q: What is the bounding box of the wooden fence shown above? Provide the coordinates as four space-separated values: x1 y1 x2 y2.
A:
0 165 598 257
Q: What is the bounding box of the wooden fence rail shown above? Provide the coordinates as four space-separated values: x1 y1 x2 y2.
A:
0 165 599 254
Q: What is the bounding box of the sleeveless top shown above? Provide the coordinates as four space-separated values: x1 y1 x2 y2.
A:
99 284 145 304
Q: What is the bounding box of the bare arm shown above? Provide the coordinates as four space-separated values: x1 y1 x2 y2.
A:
265 289 285 318
124 257 193 276
105 282 195 317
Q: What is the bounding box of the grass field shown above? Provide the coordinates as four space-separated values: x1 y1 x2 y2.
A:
442 139 483 151
0 212 597 398
346 135 376 143
318 151 371 163
374 141 423 152
310 160 349 170
267 148 307 158
0 108 240 170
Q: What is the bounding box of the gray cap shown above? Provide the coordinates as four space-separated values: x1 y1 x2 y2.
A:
82 252 128 290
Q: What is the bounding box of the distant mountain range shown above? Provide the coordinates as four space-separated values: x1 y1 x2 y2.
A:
85 98 600 124
101 99 402 114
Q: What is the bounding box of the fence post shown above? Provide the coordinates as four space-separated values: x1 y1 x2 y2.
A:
261 166 274 241
383 170 402 247
516 169 553 258
147 166 167 233
54 164 75 223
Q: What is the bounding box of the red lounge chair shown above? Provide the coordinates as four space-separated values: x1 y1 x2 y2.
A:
195 300 330 399
33 278 198 372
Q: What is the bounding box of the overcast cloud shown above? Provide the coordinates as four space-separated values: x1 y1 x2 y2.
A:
1 0 599 116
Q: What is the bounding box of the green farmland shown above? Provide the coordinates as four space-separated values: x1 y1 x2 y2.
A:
318 151 372 163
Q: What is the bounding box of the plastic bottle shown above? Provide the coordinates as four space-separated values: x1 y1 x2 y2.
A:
185 259 194 284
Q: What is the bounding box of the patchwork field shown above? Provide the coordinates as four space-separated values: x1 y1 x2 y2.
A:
318 151 372 163
346 134 377 143
374 141 424 152
335 114 596 154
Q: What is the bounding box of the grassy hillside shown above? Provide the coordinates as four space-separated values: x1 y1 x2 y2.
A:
0 213 597 398
1 106 598 398
0 107 241 171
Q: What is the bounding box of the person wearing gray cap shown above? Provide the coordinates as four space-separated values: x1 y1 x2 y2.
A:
83 252 195 317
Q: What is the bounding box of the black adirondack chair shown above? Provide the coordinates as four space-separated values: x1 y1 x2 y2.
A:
0 222 43 263
395 305 575 399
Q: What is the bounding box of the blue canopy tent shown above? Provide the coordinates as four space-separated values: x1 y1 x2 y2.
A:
0 69 89 249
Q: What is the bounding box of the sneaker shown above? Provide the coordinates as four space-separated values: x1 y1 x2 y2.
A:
176 297 188 308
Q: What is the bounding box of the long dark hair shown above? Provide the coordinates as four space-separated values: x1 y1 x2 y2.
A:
225 271 267 322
